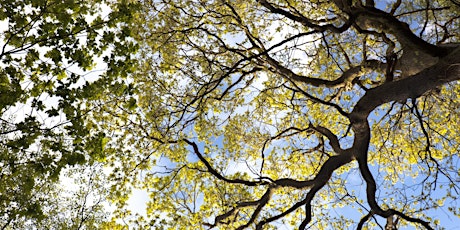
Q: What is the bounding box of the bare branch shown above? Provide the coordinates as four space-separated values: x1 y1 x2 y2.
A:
183 139 268 186
282 82 349 117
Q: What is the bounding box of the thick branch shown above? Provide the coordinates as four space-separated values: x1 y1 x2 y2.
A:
347 36 460 230
392 210 433 230
256 0 352 33
331 2 450 58
351 46 460 123
310 125 344 154
356 7 447 56
264 56 385 89
357 153 385 214
208 187 274 228
256 151 354 229
236 188 273 230
272 178 314 188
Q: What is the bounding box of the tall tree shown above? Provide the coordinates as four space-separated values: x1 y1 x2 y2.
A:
0 0 138 228
3 0 460 229
95 0 460 229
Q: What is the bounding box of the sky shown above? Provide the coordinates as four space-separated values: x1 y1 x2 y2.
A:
117 1 460 228
1 1 459 229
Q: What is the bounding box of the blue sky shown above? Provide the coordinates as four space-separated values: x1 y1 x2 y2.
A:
119 1 460 229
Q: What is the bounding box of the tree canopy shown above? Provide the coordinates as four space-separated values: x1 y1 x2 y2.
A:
1 0 460 229
0 0 138 228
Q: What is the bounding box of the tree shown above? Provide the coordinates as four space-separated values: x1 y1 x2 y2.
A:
2 0 460 229
0 0 138 228
101 0 459 229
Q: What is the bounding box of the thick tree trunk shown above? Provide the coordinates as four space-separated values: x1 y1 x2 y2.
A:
352 45 460 122
348 35 460 229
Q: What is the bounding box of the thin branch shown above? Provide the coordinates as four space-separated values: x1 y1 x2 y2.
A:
260 126 312 174
283 82 349 117
394 7 450 17
357 212 373 229
412 98 431 152
183 139 267 186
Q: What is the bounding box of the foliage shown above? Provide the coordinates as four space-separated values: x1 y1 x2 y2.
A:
2 0 460 229
0 0 138 228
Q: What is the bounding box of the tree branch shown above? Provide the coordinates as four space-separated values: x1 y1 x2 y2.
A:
263 54 385 90
256 0 352 33
282 82 349 117
183 139 268 186
310 124 344 154
350 6 449 57
357 211 373 230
